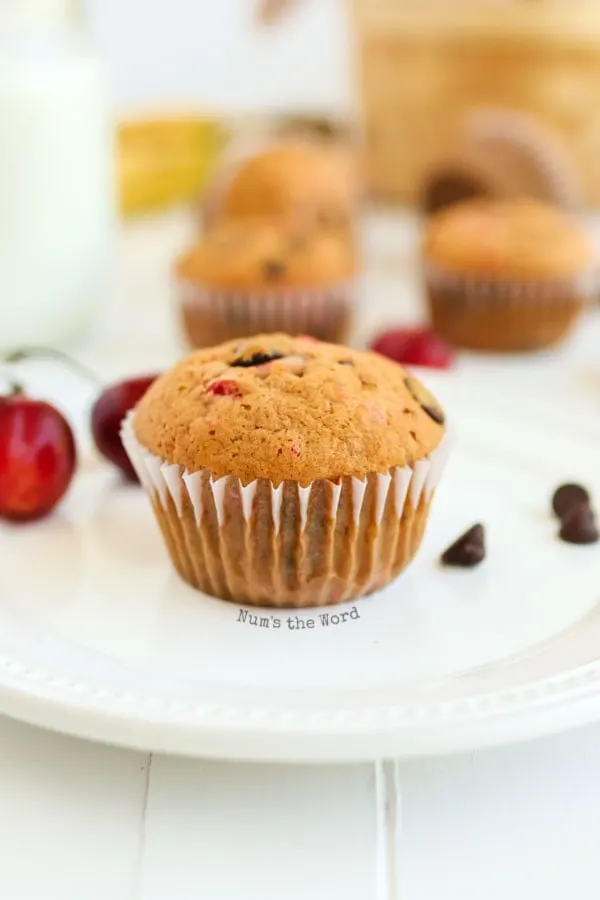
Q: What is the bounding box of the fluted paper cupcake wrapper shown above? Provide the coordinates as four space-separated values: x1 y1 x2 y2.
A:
425 261 596 304
121 413 450 609
425 260 596 351
178 278 356 347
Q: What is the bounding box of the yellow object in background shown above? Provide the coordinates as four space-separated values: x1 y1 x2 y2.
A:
118 116 227 217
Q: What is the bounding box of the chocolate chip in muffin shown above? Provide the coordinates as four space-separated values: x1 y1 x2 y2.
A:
230 351 285 368
552 483 590 519
441 524 485 567
262 259 286 281
403 377 445 425
422 403 445 425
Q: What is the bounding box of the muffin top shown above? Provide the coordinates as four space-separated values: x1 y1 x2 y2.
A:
133 334 446 485
424 199 592 280
213 140 359 230
176 218 355 290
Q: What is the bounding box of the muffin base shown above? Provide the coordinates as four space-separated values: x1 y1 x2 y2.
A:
122 414 449 609
426 265 588 352
179 280 355 348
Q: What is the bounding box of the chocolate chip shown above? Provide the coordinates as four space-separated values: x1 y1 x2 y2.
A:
422 403 445 425
559 504 599 545
552 483 590 519
403 377 445 424
441 524 485 568
230 352 284 368
262 259 286 280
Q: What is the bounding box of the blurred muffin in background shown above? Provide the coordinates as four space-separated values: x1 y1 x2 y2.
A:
176 216 357 348
201 138 361 237
421 108 582 215
423 198 593 352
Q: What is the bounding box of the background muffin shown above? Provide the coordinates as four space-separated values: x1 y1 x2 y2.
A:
202 138 360 236
423 198 593 352
176 217 357 348
421 109 582 215
122 334 449 609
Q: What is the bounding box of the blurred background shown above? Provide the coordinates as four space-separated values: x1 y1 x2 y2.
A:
3 0 599 363
89 0 352 117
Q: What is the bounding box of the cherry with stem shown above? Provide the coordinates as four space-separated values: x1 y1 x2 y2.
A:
3 346 159 483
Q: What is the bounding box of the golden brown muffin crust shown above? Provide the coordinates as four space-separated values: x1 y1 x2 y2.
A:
424 198 592 280
133 334 446 485
218 140 359 226
176 217 356 289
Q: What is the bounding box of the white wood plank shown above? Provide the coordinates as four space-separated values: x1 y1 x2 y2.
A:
139 759 380 900
0 716 148 900
399 724 600 900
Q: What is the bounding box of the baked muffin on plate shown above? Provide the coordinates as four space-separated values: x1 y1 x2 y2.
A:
121 334 449 609
201 138 360 236
423 198 594 352
176 217 357 347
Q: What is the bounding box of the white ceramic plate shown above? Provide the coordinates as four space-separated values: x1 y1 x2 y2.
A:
1 373 600 761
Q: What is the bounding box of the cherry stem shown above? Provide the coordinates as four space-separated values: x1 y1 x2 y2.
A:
3 346 104 388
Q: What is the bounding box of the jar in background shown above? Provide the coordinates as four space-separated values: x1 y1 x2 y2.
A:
0 0 115 348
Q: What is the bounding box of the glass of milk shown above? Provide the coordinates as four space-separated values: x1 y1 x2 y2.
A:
0 0 115 349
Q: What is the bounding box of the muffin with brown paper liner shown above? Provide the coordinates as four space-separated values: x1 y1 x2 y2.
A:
176 217 357 348
424 198 594 352
121 334 449 609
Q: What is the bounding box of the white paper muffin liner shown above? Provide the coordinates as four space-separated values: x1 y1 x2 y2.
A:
178 278 356 346
121 412 450 609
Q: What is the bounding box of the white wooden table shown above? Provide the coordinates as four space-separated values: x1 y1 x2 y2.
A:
3 209 600 899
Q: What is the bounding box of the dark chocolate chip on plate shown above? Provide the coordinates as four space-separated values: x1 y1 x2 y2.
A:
441 524 485 568
559 504 599 545
230 352 284 368
552 482 590 519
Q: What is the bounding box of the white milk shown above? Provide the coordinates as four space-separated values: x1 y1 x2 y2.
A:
0 0 114 348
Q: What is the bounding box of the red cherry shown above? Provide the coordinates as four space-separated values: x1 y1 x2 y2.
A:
370 328 454 369
370 328 411 360
0 389 77 522
91 375 158 482
206 379 242 398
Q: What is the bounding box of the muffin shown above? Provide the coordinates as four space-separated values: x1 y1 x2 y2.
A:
421 109 582 215
121 334 449 609
176 217 357 348
424 198 593 352
202 138 360 235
